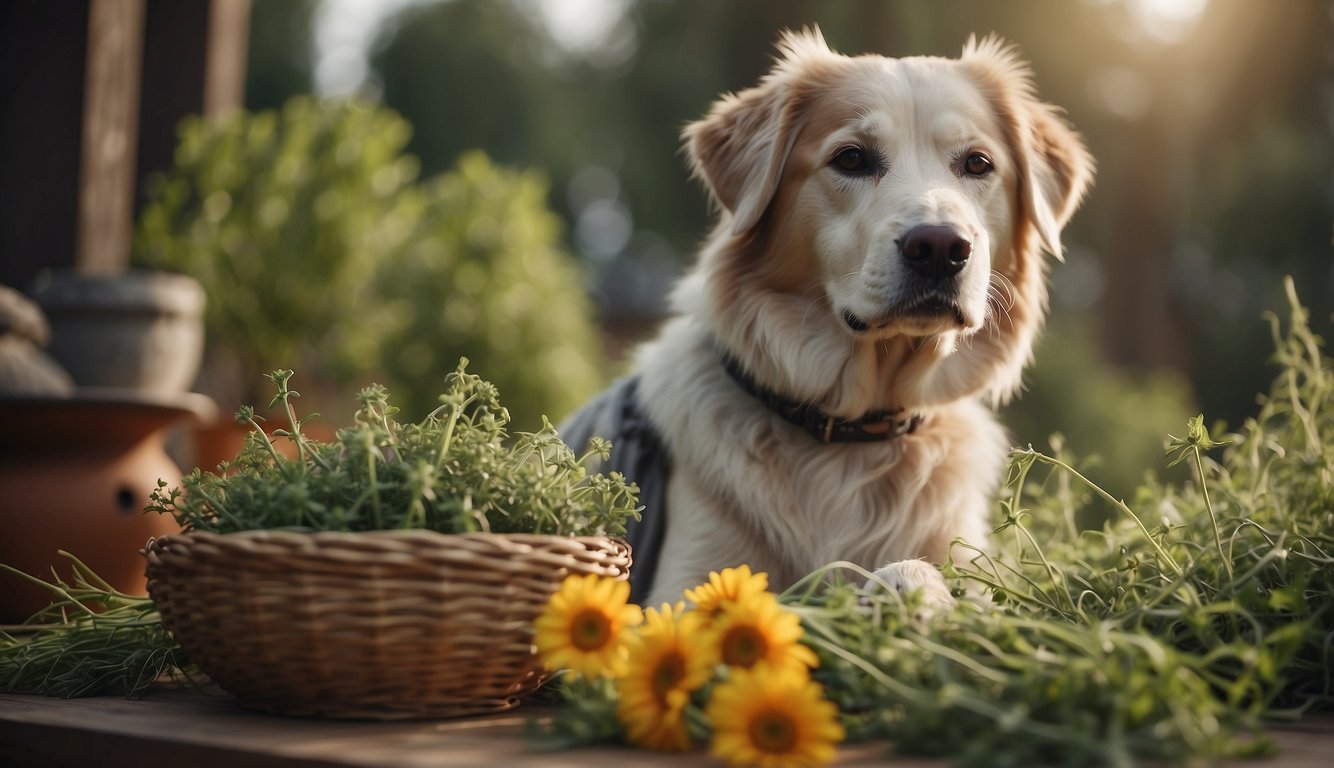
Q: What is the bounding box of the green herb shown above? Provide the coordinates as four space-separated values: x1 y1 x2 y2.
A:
0 553 190 698
3 362 638 700
779 277 1330 766
147 359 640 537
537 278 1330 766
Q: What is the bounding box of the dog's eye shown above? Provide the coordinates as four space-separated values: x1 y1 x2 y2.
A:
831 147 874 176
963 152 993 177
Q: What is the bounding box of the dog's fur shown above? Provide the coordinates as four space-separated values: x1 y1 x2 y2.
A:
580 29 1092 605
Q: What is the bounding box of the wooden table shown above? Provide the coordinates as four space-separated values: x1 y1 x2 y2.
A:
1 686 1331 767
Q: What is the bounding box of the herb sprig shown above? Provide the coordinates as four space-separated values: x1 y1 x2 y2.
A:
782 277 1331 766
536 278 1330 766
0 553 190 698
147 359 640 537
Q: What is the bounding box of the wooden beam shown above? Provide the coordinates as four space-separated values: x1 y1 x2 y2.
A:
76 0 146 276
204 0 250 118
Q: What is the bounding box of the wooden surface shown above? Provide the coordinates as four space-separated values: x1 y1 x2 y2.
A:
0 685 1331 768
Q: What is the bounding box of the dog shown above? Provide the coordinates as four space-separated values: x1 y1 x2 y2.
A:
561 28 1093 608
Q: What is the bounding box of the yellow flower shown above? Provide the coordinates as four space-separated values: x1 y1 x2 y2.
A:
707 664 845 768
684 564 770 623
710 590 818 673
615 602 717 751
532 574 641 680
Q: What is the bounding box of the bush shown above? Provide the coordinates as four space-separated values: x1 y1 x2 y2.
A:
134 97 420 401
374 152 606 429
134 99 606 428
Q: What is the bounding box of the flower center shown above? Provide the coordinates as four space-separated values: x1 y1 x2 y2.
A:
749 708 798 754
721 625 767 668
651 651 686 702
570 609 612 651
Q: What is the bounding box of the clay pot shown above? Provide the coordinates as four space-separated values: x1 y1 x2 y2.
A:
0 389 214 622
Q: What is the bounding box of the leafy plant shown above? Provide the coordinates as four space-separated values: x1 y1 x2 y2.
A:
785 277 1331 766
534 278 1330 767
147 361 639 537
134 99 608 429
372 152 607 430
0 554 189 699
134 97 420 404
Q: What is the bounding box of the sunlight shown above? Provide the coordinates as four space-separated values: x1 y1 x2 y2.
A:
313 0 427 96
528 0 633 56
1129 0 1209 43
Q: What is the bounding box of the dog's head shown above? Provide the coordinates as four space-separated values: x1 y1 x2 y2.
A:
683 29 1093 408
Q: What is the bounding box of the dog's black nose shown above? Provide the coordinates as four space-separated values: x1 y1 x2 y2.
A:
899 226 971 280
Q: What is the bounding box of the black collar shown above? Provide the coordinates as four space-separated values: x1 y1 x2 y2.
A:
720 353 923 444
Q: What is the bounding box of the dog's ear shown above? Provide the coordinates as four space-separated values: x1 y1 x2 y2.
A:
684 28 830 236
962 37 1094 259
1022 103 1095 259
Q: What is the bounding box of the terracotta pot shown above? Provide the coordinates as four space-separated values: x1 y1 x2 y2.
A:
0 389 213 622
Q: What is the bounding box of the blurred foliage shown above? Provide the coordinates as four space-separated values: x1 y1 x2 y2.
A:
374 152 606 426
1001 320 1194 503
133 98 605 430
134 97 420 403
243 0 1331 459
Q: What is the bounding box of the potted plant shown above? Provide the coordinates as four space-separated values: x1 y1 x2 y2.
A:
140 362 637 719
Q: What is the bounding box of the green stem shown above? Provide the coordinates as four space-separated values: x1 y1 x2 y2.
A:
244 413 284 465
365 431 382 530
191 485 242 529
435 396 470 469
1028 451 1183 577
1012 515 1076 615
0 563 98 618
1191 444 1233 579
271 376 308 466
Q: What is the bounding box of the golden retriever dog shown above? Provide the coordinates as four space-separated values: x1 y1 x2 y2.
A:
562 28 1093 607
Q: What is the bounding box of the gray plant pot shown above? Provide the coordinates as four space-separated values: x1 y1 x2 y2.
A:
29 269 205 394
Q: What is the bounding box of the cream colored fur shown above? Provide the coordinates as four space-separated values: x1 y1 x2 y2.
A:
627 29 1093 605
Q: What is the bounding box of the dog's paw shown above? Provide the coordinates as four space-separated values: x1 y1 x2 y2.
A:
866 559 955 618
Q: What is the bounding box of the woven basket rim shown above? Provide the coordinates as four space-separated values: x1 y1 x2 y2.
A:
142 527 633 720
142 529 632 560
143 528 633 579
146 528 630 544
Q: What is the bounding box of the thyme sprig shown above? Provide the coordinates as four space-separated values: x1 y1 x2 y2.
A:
147 358 640 537
0 553 190 698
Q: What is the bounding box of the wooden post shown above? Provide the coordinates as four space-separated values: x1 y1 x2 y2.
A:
203 0 250 118
77 0 146 276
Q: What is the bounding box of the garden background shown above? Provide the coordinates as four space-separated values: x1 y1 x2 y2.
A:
13 0 1327 495
240 0 1330 491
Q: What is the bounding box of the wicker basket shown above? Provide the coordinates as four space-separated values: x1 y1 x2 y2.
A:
143 529 631 720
